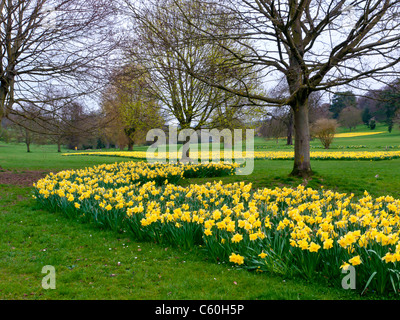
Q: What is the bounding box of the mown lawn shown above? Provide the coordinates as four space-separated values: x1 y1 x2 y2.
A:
0 184 361 300
254 123 400 151
1 125 400 300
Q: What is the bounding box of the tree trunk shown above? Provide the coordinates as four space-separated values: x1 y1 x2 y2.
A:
286 112 294 145
180 135 191 163
291 100 312 178
128 140 133 151
25 129 31 153
57 141 61 153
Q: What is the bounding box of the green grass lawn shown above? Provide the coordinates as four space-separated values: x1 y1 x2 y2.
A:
0 184 360 300
254 123 400 151
1 124 400 300
0 143 132 171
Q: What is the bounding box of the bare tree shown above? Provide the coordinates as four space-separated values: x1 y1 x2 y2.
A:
128 0 400 177
309 102 332 124
122 0 266 131
338 106 362 131
0 0 117 131
27 88 102 151
259 114 287 144
8 103 42 152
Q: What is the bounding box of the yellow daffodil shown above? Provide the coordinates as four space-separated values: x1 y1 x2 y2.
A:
308 242 321 252
258 252 267 259
229 253 244 265
231 233 243 243
323 239 333 250
348 255 362 266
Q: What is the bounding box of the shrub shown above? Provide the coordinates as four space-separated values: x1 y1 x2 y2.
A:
369 119 376 130
310 118 338 149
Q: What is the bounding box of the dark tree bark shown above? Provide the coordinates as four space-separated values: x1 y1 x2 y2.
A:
286 110 294 146
291 98 311 177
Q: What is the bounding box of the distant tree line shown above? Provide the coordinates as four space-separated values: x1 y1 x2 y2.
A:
328 79 400 132
1 101 107 152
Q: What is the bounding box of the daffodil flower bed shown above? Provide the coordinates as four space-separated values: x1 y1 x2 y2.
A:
34 161 400 295
311 145 368 149
63 150 400 161
334 131 385 138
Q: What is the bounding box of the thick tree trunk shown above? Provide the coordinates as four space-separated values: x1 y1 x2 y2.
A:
291 100 312 178
180 135 191 163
